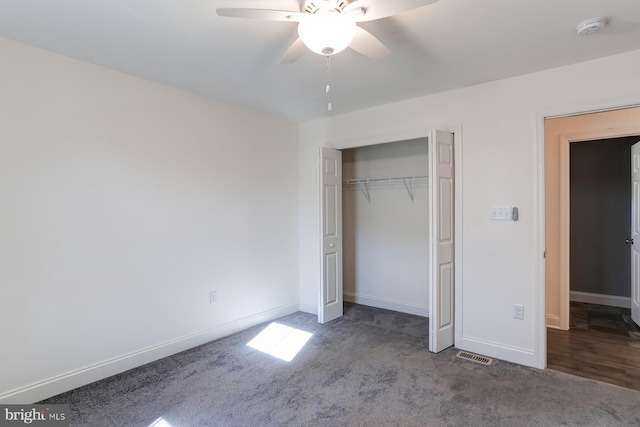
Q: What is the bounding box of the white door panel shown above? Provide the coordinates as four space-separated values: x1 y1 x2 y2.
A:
320 147 343 323
429 129 455 353
631 142 640 326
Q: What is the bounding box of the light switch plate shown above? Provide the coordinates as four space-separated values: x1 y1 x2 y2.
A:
491 206 512 220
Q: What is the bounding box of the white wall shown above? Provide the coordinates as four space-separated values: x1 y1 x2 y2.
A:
342 139 429 316
298 48 640 368
0 37 299 403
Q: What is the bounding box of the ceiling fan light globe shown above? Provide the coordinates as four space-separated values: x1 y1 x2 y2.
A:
298 11 356 56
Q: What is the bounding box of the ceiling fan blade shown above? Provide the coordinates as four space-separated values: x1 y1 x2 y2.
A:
349 26 390 60
345 0 439 22
280 37 307 64
216 8 306 22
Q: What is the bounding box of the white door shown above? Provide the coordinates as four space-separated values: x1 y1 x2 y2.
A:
631 142 640 326
319 147 343 323
429 130 455 353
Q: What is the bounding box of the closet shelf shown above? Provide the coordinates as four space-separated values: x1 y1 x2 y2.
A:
342 175 428 185
342 175 428 202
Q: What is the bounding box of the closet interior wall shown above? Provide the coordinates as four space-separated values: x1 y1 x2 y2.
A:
342 138 430 317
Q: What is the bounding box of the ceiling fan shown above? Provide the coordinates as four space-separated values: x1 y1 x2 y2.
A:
216 0 439 63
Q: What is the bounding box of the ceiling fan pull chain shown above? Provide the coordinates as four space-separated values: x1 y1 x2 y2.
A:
326 54 332 111
326 55 331 94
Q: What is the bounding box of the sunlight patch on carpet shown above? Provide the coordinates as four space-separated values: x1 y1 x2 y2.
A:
247 322 313 362
149 417 173 427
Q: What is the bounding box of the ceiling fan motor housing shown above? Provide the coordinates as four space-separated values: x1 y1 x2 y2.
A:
303 0 354 14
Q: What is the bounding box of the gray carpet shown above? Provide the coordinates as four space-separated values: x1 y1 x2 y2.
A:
41 303 640 426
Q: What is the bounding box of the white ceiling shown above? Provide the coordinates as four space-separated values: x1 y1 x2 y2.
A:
1 0 639 123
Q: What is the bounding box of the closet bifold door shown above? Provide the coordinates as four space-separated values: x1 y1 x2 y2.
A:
319 147 343 324
429 130 455 352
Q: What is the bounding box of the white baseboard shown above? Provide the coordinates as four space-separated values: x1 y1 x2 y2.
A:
0 303 299 404
344 292 429 317
458 335 537 368
298 300 317 315
546 314 561 329
569 291 631 309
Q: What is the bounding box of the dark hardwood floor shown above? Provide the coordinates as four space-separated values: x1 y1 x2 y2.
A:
547 302 640 390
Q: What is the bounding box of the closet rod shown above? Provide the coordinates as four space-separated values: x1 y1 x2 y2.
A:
341 175 428 185
342 175 428 202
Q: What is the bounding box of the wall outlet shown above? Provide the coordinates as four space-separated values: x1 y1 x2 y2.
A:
513 304 524 320
210 291 217 304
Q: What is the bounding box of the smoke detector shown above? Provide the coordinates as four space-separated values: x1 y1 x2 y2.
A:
576 18 607 36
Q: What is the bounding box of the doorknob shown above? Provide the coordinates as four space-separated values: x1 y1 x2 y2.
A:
626 238 634 244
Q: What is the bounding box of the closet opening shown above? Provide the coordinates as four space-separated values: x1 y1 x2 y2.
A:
319 129 454 352
341 138 430 317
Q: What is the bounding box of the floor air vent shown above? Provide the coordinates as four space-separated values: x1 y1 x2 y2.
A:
456 351 493 365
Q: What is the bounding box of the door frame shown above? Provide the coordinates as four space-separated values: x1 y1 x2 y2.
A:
536 96 640 369
556 128 640 330
318 126 463 348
